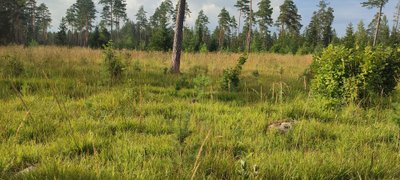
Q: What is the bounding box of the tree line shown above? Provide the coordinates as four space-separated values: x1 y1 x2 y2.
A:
1 0 399 54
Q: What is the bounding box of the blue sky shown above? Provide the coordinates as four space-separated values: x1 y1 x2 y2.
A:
41 0 399 36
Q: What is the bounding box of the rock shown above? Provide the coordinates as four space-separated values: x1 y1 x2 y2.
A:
268 120 295 133
16 165 36 176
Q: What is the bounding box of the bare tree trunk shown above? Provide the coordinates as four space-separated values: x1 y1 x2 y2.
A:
394 4 400 33
237 11 241 36
373 3 383 47
85 17 89 47
246 0 253 53
219 28 224 50
171 0 186 74
110 3 114 41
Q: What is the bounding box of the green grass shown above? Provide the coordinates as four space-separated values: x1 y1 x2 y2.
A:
0 46 400 179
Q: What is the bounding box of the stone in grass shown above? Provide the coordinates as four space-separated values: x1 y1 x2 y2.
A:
267 120 295 134
16 165 36 176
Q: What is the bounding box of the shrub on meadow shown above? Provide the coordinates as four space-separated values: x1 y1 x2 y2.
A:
102 41 124 84
1 55 24 77
221 55 247 91
311 45 400 104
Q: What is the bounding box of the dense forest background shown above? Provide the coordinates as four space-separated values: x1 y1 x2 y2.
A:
1 0 399 54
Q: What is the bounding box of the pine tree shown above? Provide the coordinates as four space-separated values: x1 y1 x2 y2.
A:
304 0 334 51
394 1 400 33
117 20 136 48
150 0 174 51
217 8 232 50
355 21 368 48
379 15 390 46
391 2 400 46
99 0 127 40
194 10 210 51
172 1 191 25
245 0 253 52
343 23 355 48
74 0 97 46
361 0 389 46
56 17 68 45
276 0 302 35
171 0 186 73
136 6 148 50
25 0 37 42
65 5 78 45
256 0 273 50
235 0 250 35
36 3 51 43
305 14 320 50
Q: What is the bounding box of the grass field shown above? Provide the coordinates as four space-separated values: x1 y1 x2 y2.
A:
1 46 400 179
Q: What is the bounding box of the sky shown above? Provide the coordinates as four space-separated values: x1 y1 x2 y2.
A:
40 0 399 36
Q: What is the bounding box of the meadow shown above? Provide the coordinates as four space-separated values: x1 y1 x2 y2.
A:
1 46 400 179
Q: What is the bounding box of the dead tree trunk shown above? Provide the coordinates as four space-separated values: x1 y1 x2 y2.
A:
171 0 186 74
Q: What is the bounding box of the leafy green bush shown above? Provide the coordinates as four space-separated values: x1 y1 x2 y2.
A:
1 55 24 77
221 55 247 91
103 41 124 84
311 45 400 104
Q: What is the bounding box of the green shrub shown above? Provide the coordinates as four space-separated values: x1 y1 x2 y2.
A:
175 76 191 91
103 41 124 84
193 75 210 98
221 55 247 91
1 55 24 77
200 43 208 53
311 45 400 104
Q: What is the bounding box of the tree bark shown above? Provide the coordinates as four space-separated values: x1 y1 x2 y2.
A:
171 0 186 74
373 3 383 47
110 2 114 41
237 11 241 36
396 4 400 32
246 0 253 53
85 17 89 47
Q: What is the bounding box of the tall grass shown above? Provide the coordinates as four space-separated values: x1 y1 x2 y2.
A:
0 46 399 179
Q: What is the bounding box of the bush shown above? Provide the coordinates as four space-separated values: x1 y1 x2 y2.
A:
193 75 210 98
175 76 191 91
103 41 124 84
311 45 400 104
200 43 209 53
1 55 24 77
221 55 247 91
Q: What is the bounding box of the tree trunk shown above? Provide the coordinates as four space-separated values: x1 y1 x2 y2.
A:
110 3 114 41
85 17 89 47
237 11 241 36
395 6 400 33
373 3 383 47
219 28 224 50
246 0 253 53
171 0 186 74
